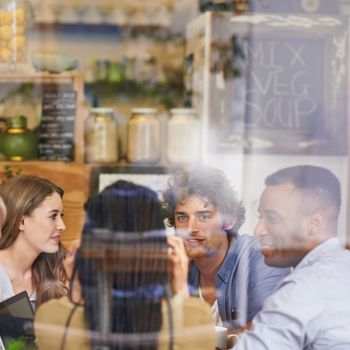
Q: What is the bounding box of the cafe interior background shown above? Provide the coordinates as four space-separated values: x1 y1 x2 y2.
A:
0 0 349 245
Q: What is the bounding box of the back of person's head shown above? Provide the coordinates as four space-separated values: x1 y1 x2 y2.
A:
83 180 164 234
265 165 341 218
0 175 66 306
76 180 169 350
163 167 245 236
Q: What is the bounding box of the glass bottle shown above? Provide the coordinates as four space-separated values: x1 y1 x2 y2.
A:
85 107 118 163
127 108 160 164
167 108 200 164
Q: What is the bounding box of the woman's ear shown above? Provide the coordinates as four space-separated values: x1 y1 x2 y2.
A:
19 216 26 231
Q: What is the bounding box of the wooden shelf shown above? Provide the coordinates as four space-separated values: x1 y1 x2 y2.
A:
0 72 81 83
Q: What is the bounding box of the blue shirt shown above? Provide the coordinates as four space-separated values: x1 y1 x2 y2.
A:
234 237 350 350
188 234 290 329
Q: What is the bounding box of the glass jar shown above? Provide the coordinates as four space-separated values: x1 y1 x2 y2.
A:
0 0 33 70
127 108 160 164
85 107 118 163
167 108 200 164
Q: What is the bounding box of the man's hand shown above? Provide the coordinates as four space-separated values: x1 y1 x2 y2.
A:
226 322 252 348
167 235 189 296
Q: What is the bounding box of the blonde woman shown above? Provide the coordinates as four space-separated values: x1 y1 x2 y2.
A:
0 175 67 309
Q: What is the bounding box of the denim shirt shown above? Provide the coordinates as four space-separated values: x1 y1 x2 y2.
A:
188 234 290 329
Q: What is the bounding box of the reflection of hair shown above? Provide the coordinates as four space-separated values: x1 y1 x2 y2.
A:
0 175 67 307
76 180 169 350
163 167 245 236
265 165 341 214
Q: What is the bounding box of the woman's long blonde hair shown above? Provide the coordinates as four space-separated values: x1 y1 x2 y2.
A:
0 175 68 307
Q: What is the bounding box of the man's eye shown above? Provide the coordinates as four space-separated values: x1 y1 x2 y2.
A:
266 215 280 224
198 214 211 221
176 215 187 223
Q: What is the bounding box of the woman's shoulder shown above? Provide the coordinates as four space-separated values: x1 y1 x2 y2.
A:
35 296 89 350
170 294 212 315
35 296 85 333
36 296 83 322
159 295 215 350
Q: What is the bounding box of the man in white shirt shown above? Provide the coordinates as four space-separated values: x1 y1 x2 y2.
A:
234 165 350 350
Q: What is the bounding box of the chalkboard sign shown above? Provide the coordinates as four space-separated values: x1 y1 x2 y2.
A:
244 36 324 134
209 22 348 155
187 12 349 154
38 87 76 161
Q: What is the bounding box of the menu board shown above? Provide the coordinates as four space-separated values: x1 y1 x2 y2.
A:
38 87 76 161
243 36 324 134
205 14 348 154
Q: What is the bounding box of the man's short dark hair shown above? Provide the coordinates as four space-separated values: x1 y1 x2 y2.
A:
265 165 341 213
162 167 245 236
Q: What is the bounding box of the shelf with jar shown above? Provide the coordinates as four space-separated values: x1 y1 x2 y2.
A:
84 39 186 110
84 107 202 169
0 72 84 162
31 0 178 28
33 22 175 37
85 80 184 111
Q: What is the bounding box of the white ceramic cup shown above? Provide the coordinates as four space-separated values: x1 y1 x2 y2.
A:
214 326 239 350
215 326 228 350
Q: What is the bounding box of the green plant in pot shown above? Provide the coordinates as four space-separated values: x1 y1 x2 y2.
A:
0 115 38 161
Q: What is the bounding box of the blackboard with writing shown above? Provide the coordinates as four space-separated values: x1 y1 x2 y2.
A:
39 88 76 161
212 28 348 155
245 36 324 133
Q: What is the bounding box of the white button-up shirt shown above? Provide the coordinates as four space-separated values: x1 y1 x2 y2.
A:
234 237 350 350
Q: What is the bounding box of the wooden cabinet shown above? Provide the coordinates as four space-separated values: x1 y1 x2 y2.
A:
0 72 87 246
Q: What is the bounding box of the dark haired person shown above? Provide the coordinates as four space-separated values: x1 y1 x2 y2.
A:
234 165 350 349
163 167 289 330
35 180 215 350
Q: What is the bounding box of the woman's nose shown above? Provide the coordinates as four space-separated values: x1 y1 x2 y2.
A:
57 216 66 231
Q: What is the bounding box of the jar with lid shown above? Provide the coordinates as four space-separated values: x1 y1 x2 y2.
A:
0 0 34 70
85 107 118 163
166 108 200 164
127 108 160 164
